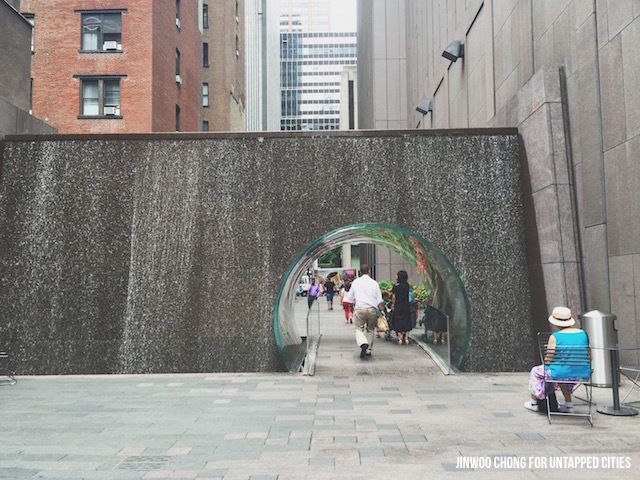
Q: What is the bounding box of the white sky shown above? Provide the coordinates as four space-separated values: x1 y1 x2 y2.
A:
280 0 357 32
329 0 357 32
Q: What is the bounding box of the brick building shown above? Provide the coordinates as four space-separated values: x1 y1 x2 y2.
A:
201 0 245 131
21 0 202 133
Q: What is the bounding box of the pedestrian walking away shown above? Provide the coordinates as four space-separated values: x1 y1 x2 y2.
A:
391 270 413 345
340 279 354 323
307 278 321 309
323 277 335 310
344 264 383 360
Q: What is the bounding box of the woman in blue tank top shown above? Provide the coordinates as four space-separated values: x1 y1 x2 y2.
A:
525 307 590 414
548 329 590 380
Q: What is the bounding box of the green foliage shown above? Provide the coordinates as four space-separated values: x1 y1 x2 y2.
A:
378 280 394 293
412 283 432 304
318 247 341 267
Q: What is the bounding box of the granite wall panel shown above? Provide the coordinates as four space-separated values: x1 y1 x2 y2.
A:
575 55 606 228
583 224 611 311
598 34 626 152
609 253 638 365
519 105 554 193
605 138 640 256
621 17 640 140
596 0 609 48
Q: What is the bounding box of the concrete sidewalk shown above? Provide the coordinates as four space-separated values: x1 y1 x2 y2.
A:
1 302 639 479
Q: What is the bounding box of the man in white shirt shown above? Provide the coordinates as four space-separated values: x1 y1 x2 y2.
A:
344 264 383 359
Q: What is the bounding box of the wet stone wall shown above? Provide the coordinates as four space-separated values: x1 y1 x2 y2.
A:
0 130 533 373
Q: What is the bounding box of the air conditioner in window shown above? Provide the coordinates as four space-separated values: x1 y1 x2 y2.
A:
176 18 181 29
104 106 118 115
103 41 119 51
176 75 182 85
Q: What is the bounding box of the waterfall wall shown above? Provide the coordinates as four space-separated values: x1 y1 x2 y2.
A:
0 130 532 373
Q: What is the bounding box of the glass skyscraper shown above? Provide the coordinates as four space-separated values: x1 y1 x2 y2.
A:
280 31 356 131
279 0 356 131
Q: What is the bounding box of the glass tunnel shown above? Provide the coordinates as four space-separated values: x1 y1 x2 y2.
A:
273 224 471 374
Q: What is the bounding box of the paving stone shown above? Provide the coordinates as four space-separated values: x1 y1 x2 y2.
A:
402 434 427 443
196 469 225 478
358 448 384 458
166 448 192 456
516 432 545 441
308 457 334 466
333 435 357 444
0 468 41 478
375 424 399 430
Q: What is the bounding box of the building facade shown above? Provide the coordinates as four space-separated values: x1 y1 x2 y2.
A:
200 0 245 132
356 0 407 129
245 0 281 131
280 30 356 131
21 0 201 133
338 66 357 130
280 0 331 32
358 0 640 354
0 0 54 135
279 0 356 131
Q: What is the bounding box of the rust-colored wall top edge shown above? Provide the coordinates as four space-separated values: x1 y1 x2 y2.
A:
3 127 519 142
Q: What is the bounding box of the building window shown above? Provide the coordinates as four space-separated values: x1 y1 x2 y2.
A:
203 4 209 29
23 13 35 52
203 42 209 67
235 0 239 22
81 12 122 51
202 120 209 131
175 105 181 131
202 83 209 107
176 49 181 76
80 78 121 117
176 0 181 29
235 35 239 59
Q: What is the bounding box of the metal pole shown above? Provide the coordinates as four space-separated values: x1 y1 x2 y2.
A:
612 349 621 410
559 66 587 313
447 315 452 374
597 347 638 416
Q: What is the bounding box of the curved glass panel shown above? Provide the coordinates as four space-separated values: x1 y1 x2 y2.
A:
273 224 471 372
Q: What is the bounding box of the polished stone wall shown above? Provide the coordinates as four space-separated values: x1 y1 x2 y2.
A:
0 130 532 373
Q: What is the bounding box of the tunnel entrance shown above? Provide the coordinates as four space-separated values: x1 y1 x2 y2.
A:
274 224 470 374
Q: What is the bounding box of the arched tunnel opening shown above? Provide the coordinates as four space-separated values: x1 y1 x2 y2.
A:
274 224 471 374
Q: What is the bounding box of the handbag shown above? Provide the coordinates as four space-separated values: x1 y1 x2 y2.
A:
376 314 389 332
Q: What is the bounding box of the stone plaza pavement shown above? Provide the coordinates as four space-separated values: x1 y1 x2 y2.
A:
2 299 640 479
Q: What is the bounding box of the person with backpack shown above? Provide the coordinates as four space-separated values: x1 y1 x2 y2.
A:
322 277 336 310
